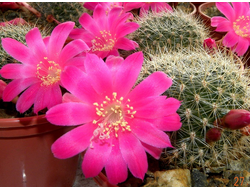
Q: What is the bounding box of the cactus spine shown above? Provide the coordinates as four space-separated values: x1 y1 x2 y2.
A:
139 48 250 170
132 10 209 56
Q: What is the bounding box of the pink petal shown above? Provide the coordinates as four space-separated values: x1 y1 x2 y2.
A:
130 118 173 148
149 113 182 131
82 138 112 178
51 123 96 159
61 66 101 103
83 2 99 10
59 39 89 65
79 13 100 36
93 4 107 29
46 102 97 126
105 137 128 185
108 7 127 30
62 93 83 103
116 22 140 39
84 53 113 96
64 57 86 71
232 2 249 18
93 50 110 59
48 21 75 60
234 37 249 56
222 31 239 48
127 71 172 101
0 64 36 79
43 36 50 48
25 27 47 61
2 78 38 102
214 20 231 32
16 83 40 113
119 132 147 180
164 97 181 114
46 84 63 109
1 38 33 65
211 16 229 27
141 142 162 159
105 55 124 75
140 3 150 17
113 52 143 97
216 2 235 21
123 2 144 12
115 37 138 50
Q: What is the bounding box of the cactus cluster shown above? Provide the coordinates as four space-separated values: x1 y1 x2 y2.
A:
132 10 209 56
28 2 88 31
139 48 250 170
0 23 50 81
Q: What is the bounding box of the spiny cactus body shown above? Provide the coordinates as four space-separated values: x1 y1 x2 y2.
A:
132 10 209 56
140 48 250 170
28 2 88 30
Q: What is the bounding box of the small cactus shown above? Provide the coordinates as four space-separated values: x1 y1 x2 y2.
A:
28 2 88 31
132 10 209 56
139 47 250 170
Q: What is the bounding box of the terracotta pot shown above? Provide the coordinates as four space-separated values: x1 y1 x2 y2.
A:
172 2 196 16
0 114 79 187
198 2 226 41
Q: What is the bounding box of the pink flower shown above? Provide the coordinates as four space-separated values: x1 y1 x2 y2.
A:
0 21 89 114
125 2 173 17
83 2 142 14
46 52 182 185
0 18 27 27
69 4 139 59
211 2 250 56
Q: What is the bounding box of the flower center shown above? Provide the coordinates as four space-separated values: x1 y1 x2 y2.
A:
90 92 136 147
36 57 62 86
91 30 116 52
233 15 250 38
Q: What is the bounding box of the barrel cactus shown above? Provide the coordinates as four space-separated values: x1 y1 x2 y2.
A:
139 48 250 170
27 2 87 31
132 10 209 56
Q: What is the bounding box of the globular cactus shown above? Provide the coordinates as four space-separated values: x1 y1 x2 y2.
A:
28 2 88 31
0 23 49 81
132 10 209 56
139 47 250 170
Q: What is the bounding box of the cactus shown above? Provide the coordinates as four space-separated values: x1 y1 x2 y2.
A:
28 2 88 31
139 47 250 170
0 23 50 82
132 10 209 56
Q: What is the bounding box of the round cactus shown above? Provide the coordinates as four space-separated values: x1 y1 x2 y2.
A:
28 2 88 31
132 10 209 56
139 48 250 170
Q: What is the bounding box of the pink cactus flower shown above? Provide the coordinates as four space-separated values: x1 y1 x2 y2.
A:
211 2 250 56
69 4 139 59
83 2 142 14
0 21 89 114
125 2 173 17
223 109 250 130
46 52 182 185
0 18 27 27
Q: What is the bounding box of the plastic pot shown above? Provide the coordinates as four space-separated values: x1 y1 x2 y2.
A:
0 114 79 187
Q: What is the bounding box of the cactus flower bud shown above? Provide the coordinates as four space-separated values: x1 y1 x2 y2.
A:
206 128 221 144
0 18 27 27
203 38 217 54
224 109 250 130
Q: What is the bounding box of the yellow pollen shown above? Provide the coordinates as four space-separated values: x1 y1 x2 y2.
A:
90 92 136 145
91 30 116 52
233 15 250 38
36 59 61 86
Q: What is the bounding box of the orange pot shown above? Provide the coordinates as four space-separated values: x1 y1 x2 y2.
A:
0 114 79 187
198 2 226 41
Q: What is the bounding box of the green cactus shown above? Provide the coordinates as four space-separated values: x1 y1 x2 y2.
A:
0 23 50 82
28 2 88 31
139 48 250 170
132 10 209 56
